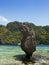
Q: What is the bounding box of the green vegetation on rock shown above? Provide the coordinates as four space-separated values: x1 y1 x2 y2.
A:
0 21 49 44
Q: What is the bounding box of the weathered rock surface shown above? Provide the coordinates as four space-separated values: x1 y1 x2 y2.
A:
20 22 36 60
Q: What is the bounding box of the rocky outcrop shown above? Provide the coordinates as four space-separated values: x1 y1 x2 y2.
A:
20 22 36 60
0 36 3 44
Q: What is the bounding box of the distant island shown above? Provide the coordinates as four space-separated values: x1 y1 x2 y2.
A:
0 21 49 45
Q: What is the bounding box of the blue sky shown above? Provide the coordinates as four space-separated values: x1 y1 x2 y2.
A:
0 0 49 26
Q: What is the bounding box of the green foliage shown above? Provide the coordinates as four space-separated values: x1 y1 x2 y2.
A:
6 21 21 32
0 25 21 44
0 21 49 44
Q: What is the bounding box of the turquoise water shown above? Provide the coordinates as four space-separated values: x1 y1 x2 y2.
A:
0 45 49 65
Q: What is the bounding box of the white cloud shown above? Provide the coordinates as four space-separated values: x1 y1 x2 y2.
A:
0 16 8 22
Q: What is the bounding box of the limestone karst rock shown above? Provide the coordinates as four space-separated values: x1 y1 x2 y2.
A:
20 22 36 60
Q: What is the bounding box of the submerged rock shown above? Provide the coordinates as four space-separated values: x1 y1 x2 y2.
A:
20 22 36 60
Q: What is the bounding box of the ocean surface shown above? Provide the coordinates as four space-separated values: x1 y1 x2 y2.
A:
0 44 49 65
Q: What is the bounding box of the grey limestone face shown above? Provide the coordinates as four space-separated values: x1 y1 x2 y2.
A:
20 23 36 60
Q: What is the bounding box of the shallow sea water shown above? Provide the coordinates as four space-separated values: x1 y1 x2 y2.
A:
0 45 49 65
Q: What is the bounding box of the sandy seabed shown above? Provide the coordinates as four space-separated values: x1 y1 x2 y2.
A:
0 45 49 65
0 53 49 65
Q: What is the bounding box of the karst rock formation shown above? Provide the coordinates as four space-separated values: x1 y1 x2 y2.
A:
20 22 36 60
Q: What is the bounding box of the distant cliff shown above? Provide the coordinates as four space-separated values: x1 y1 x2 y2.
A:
0 21 49 44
